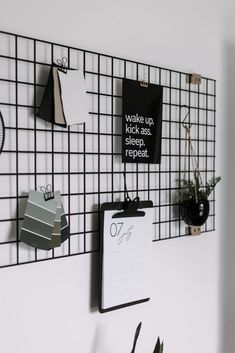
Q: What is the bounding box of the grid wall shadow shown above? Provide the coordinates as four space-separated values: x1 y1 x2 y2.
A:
0 31 216 268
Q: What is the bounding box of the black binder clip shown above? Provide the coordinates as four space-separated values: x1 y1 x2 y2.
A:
112 173 145 218
40 184 54 201
139 74 148 88
57 57 68 74
114 196 145 218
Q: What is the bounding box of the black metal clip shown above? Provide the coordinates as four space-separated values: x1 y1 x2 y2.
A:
57 57 68 74
112 196 145 218
139 74 148 88
40 184 54 201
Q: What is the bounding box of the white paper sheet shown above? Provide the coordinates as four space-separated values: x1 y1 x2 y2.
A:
101 208 153 310
58 69 89 125
53 67 66 126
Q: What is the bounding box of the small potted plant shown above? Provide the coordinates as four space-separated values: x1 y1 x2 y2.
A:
177 105 221 231
177 173 221 228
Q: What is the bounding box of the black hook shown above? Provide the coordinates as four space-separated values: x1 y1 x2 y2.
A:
0 110 5 154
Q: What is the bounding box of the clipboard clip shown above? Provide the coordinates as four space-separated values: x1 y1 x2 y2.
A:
112 196 145 218
40 184 54 201
112 173 145 218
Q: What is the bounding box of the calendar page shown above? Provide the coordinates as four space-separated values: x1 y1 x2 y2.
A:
101 207 153 311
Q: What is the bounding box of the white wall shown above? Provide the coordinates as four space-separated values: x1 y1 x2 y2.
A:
0 1 229 352
220 4 235 353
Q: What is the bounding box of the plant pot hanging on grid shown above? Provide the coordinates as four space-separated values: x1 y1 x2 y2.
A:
177 106 220 235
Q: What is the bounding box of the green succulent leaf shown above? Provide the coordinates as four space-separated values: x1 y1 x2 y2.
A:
153 337 164 353
176 176 221 203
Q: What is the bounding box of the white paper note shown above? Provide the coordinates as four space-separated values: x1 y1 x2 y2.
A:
58 69 89 125
53 67 66 126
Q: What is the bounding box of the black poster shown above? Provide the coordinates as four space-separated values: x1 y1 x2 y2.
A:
122 79 163 164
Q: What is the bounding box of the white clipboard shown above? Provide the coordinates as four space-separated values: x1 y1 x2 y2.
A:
99 199 153 313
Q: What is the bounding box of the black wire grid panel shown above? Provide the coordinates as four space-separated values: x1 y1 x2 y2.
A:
0 30 216 268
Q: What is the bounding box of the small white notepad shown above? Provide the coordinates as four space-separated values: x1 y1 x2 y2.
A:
58 69 89 125
101 207 153 311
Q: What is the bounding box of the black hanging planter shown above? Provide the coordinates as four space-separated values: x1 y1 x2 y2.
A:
177 106 221 232
180 197 210 227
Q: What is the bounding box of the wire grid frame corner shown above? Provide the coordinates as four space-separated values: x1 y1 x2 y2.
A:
0 30 216 268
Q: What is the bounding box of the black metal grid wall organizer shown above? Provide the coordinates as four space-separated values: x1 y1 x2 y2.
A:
0 30 216 268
